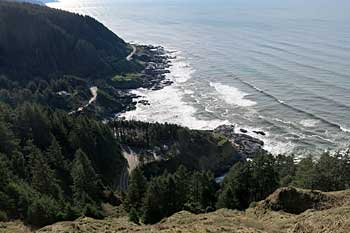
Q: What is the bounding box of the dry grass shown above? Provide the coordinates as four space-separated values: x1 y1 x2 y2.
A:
3 188 350 233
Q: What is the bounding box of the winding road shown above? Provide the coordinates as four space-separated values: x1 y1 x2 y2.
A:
68 46 136 116
126 45 137 61
69 86 98 115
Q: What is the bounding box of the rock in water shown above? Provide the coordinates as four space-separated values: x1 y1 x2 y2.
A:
213 125 265 158
253 130 266 136
240 128 248 133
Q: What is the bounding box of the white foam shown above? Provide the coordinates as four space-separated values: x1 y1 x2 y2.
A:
307 134 334 143
184 90 194 95
209 82 256 107
263 140 296 156
300 119 320 128
120 51 230 130
232 124 298 155
340 126 350 133
169 57 195 83
274 118 294 126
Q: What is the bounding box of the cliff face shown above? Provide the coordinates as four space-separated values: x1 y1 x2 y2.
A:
4 188 350 233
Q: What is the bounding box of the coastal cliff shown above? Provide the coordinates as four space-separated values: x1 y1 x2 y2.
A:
1 2 349 232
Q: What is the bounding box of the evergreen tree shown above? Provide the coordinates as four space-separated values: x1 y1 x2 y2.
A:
217 162 252 210
187 171 217 213
216 186 239 210
29 143 62 199
128 207 140 224
0 153 10 187
71 149 100 207
250 153 279 201
173 165 189 209
124 168 147 211
142 179 163 224
46 137 66 170
25 139 61 198
312 153 348 191
293 156 316 189
275 154 296 187
163 174 177 216
0 121 19 155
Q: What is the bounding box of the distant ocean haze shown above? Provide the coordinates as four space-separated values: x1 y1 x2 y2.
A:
48 0 350 156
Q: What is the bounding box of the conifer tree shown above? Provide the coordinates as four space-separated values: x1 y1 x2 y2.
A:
216 186 239 209
124 167 147 211
217 162 252 210
142 179 163 224
250 153 279 201
187 171 216 212
128 207 140 224
71 149 100 207
0 153 9 187
29 143 62 199
293 156 316 189
46 137 65 170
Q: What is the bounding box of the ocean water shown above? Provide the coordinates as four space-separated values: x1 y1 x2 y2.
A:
48 0 350 156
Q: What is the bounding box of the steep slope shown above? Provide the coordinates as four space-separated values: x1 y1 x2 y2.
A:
0 1 138 80
5 0 44 5
10 188 344 233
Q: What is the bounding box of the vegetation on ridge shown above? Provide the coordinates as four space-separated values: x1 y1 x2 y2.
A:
0 1 349 232
121 150 350 225
0 102 240 227
0 1 140 80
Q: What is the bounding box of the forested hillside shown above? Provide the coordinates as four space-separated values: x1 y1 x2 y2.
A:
0 1 349 232
0 1 139 80
5 0 45 5
0 1 149 118
0 102 242 227
0 103 127 226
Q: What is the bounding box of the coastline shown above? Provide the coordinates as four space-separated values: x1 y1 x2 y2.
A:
46 0 350 159
44 0 300 157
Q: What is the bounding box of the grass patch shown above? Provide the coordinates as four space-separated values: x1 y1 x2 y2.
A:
111 73 140 82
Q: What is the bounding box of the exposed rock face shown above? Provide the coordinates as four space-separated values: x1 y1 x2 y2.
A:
258 187 332 214
134 45 174 91
213 125 265 158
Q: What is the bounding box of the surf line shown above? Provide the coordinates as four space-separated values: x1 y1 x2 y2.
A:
229 74 349 133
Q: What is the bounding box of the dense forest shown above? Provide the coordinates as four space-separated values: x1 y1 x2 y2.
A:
0 1 140 80
0 100 243 226
123 150 350 224
0 1 349 230
1 101 349 227
0 102 126 226
0 1 144 119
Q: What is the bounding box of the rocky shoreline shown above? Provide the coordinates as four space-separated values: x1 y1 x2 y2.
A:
213 125 266 159
111 44 174 118
80 44 174 119
115 45 266 161
132 44 173 90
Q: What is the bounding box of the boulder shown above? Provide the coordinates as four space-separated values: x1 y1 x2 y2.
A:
253 130 266 136
240 128 248 133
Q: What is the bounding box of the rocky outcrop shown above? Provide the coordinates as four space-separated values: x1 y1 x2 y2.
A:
134 45 173 91
257 187 332 214
213 125 265 158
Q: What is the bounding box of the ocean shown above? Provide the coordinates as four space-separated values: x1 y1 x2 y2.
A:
48 0 350 156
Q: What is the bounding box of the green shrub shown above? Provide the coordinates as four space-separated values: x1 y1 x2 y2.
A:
249 202 257 208
26 196 60 227
84 204 105 220
0 211 8 221
128 207 140 224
